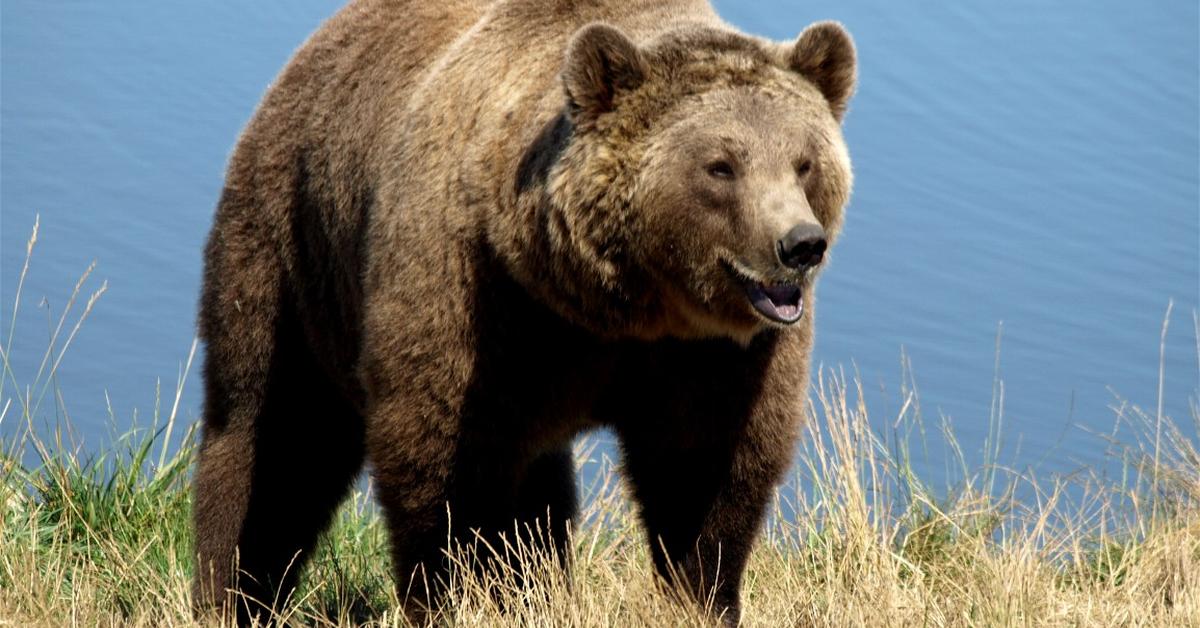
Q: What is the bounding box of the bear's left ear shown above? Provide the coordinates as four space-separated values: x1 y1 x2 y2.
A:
788 21 857 121
562 23 647 125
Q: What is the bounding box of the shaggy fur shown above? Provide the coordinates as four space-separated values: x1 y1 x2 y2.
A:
192 0 856 624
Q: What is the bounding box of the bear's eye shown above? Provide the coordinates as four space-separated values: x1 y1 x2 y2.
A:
795 160 814 178
706 161 736 180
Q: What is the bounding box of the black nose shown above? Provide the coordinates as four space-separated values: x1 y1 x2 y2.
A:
777 222 827 269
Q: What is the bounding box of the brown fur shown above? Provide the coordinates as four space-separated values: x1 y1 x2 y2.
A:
192 0 855 624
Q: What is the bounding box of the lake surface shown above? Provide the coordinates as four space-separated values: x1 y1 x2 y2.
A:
2 1 1197 485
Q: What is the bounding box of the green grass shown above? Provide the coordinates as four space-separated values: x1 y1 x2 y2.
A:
1 220 1197 626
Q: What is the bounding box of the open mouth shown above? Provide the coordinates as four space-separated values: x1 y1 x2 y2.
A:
720 257 806 325
744 281 803 324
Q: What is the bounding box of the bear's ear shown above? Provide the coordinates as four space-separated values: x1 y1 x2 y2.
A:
562 23 647 124
788 21 857 121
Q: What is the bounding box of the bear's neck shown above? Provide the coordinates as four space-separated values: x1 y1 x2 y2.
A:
481 109 666 339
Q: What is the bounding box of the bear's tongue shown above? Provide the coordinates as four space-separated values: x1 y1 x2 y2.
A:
747 282 803 324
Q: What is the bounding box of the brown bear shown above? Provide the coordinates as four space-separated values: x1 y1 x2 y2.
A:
192 0 855 624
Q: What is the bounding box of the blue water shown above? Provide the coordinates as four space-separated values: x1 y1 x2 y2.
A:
2 2 1197 485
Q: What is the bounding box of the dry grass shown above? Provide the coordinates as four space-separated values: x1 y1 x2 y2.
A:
1 220 1197 627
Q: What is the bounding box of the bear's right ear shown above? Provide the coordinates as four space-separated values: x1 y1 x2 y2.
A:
562 23 647 125
788 21 857 121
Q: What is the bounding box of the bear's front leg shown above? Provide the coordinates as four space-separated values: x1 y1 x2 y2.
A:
610 333 806 626
363 379 460 619
358 259 475 619
620 430 795 625
359 266 583 620
366 387 578 620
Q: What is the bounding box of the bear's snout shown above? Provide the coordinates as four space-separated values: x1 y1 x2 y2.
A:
777 222 827 269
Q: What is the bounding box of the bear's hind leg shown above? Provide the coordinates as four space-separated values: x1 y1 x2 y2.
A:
193 302 364 624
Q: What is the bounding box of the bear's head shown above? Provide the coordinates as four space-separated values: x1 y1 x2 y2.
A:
526 21 855 342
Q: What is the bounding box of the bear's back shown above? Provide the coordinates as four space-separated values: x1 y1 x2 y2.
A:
223 0 723 243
